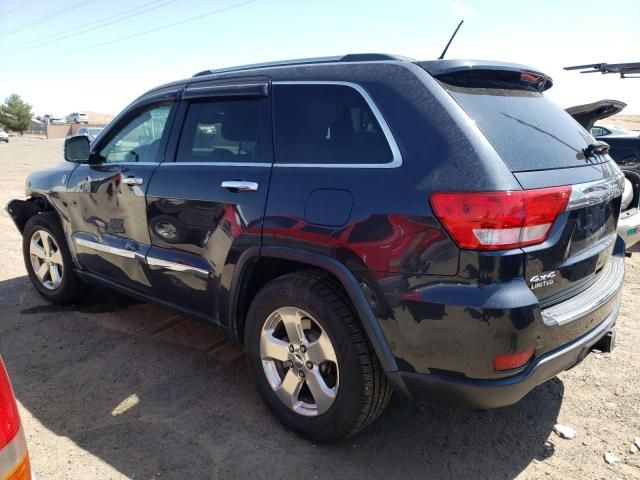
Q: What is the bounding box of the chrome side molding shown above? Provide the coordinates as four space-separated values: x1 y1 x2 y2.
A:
74 238 137 259
146 257 210 278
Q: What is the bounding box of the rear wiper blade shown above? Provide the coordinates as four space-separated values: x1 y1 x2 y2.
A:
583 141 610 157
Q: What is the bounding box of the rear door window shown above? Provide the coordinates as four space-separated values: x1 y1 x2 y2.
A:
176 98 264 163
439 82 604 172
273 84 394 166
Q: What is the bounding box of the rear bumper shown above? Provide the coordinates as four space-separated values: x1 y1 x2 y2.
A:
400 297 619 409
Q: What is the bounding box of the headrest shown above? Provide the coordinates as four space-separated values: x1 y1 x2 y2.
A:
221 102 260 142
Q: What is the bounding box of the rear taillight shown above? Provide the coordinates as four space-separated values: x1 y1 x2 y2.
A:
0 358 21 450
430 186 571 250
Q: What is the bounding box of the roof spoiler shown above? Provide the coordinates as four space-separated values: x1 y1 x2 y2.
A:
418 59 553 91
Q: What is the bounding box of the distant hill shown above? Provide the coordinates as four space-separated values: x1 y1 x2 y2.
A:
83 111 115 126
596 115 640 132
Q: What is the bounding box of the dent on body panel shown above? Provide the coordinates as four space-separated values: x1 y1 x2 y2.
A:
147 198 250 270
67 165 148 242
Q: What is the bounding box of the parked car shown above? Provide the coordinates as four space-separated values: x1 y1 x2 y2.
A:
566 99 640 252
6 55 624 442
591 124 637 138
67 112 89 124
0 356 32 478
76 127 103 142
42 115 65 125
0 130 8 143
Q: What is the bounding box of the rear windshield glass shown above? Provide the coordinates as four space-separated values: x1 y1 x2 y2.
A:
440 83 604 172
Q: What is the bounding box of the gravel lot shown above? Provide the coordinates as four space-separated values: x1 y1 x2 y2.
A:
0 136 638 479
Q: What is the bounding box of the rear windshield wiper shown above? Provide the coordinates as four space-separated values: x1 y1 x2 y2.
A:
583 141 610 157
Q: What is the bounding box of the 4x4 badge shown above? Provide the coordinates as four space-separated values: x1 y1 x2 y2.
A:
529 271 556 290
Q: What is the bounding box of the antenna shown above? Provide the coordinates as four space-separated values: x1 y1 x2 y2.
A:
438 20 464 60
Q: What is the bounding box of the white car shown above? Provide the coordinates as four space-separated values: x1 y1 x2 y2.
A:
0 130 8 143
592 124 639 138
67 112 89 124
77 126 103 142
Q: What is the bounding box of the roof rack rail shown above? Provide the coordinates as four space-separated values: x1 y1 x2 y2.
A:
193 53 413 77
564 61 640 79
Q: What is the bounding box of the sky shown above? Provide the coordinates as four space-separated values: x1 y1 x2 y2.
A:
0 0 638 117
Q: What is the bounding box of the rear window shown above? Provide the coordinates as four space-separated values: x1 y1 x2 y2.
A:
273 84 394 165
440 82 603 172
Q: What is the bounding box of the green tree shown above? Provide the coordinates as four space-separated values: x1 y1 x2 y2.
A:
0 94 32 135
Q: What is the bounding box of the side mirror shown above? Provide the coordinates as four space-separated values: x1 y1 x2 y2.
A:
64 135 90 163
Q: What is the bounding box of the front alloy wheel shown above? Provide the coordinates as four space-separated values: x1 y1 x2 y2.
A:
29 230 64 290
260 307 339 416
22 212 87 304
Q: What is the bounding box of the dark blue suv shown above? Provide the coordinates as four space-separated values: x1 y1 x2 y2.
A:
6 54 625 441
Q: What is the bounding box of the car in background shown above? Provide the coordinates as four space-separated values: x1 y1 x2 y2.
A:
42 115 65 125
67 112 89 124
592 124 638 138
567 99 640 252
0 356 32 479
0 130 8 143
76 127 103 142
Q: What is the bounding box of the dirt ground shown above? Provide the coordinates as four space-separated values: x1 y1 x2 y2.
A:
0 136 638 480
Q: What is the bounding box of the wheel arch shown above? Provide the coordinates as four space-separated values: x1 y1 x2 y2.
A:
5 196 56 234
229 246 408 394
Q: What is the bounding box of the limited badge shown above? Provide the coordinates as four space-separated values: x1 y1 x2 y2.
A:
529 271 556 290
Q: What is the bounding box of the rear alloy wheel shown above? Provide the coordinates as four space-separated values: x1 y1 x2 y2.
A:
246 270 393 442
260 306 339 417
22 212 87 304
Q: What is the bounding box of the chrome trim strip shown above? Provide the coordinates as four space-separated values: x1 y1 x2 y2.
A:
160 162 272 167
75 238 137 259
541 255 624 326
271 80 403 169
567 173 625 211
146 257 210 278
91 162 160 166
185 82 267 92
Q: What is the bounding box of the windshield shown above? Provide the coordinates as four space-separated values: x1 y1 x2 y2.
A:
441 83 606 172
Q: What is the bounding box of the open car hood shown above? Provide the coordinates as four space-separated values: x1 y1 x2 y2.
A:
566 99 627 130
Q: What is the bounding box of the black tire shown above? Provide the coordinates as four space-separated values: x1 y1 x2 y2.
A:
22 212 87 304
245 270 393 442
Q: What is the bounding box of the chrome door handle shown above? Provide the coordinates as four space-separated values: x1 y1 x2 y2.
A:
121 177 144 186
221 180 258 192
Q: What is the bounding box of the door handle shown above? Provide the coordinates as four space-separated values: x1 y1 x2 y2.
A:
221 180 258 192
121 177 144 186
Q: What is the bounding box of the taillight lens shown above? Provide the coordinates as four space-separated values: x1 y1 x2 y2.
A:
0 357 21 450
430 186 571 250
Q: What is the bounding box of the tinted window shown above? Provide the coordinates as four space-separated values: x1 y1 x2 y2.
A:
441 84 604 172
176 99 263 163
273 84 393 165
99 103 172 163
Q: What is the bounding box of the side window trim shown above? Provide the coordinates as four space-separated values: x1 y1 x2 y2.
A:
272 80 403 169
90 98 179 165
165 88 274 167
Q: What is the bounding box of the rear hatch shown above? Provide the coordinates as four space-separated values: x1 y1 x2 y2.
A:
420 60 624 307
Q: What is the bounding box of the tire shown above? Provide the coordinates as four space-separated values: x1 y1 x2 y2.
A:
245 270 393 442
22 212 87 304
